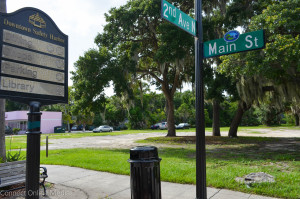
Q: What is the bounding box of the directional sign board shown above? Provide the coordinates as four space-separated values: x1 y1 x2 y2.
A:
203 30 265 58
0 8 68 105
161 0 196 36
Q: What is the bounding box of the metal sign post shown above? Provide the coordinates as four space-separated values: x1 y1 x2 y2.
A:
195 0 207 198
161 0 207 198
26 101 41 199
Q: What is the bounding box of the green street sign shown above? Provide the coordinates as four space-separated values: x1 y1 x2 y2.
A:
161 0 196 36
203 30 265 58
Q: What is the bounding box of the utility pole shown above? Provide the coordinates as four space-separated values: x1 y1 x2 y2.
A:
0 0 6 163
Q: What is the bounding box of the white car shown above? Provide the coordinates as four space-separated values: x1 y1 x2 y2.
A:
159 122 168 130
176 123 190 129
93 125 113 132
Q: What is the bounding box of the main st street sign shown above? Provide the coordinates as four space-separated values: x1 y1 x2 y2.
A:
0 8 68 105
203 30 265 58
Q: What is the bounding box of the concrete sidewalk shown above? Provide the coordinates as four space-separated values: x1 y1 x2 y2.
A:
38 165 278 199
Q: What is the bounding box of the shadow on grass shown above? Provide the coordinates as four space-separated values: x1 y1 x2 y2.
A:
141 136 300 162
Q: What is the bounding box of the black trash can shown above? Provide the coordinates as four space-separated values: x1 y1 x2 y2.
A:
128 146 162 199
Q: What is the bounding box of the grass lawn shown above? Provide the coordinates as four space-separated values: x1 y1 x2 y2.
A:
34 135 300 199
4 126 299 198
5 135 46 150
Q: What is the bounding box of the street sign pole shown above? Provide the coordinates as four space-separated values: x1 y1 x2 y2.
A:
26 101 42 199
161 0 207 197
195 0 207 198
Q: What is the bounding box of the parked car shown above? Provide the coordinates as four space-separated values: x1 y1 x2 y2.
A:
71 125 78 131
71 125 85 131
176 123 190 129
150 123 161 130
114 124 128 130
93 125 113 133
88 126 96 131
159 122 168 130
5 126 13 135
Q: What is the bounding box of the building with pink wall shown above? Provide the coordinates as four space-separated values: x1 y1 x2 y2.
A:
5 111 62 134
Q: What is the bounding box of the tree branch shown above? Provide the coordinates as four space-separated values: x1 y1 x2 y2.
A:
136 68 163 84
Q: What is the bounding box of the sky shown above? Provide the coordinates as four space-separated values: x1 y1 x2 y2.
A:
7 0 192 96
7 0 128 89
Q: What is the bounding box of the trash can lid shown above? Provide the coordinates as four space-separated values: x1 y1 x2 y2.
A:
130 146 158 160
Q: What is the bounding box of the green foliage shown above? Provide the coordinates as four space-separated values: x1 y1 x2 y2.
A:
241 107 260 126
5 99 28 111
247 0 300 83
94 0 197 136
6 136 25 162
105 97 126 127
253 104 282 126
71 48 111 114
12 128 21 135
175 103 194 123
218 100 237 126
218 0 300 130
6 148 25 162
128 107 144 129
282 112 296 126
149 109 166 125
93 114 103 127
219 0 300 94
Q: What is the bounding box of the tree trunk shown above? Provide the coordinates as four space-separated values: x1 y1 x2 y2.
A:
295 114 300 126
166 98 176 137
0 99 6 162
228 101 249 137
0 1 6 162
212 99 221 136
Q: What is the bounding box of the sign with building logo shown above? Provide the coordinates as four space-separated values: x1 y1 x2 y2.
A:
203 30 265 58
0 8 68 105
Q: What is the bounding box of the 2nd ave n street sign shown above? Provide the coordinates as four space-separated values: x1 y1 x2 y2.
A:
161 0 196 36
203 30 265 58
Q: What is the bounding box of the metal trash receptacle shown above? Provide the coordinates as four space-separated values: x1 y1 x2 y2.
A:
128 146 162 199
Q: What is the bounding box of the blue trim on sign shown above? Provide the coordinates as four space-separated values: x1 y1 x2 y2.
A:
28 121 40 130
224 30 240 42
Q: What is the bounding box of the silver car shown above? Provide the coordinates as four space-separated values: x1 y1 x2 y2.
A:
93 125 113 132
159 122 168 130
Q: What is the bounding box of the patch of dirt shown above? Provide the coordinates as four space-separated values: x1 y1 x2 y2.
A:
0 183 25 198
41 129 300 151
